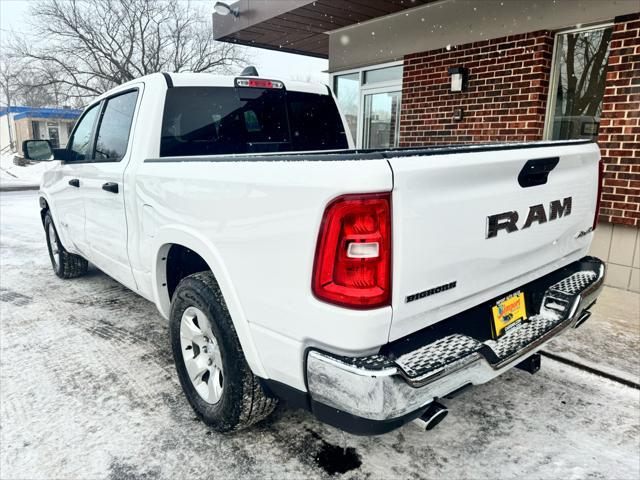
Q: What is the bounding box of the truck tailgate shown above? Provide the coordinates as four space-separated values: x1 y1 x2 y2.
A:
387 141 600 340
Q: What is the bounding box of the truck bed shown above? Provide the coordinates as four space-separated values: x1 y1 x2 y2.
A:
137 138 599 391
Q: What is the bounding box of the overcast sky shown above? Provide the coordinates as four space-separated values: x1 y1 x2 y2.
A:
0 0 329 84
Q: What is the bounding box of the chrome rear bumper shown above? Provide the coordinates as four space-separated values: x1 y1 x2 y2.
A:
306 257 605 421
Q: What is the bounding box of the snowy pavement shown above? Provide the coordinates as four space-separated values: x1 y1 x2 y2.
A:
1 190 639 480
0 153 50 190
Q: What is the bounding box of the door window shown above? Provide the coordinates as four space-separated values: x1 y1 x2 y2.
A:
363 91 401 149
94 90 139 161
547 26 613 140
67 104 100 161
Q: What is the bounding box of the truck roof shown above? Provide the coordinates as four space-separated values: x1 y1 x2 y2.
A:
105 72 329 97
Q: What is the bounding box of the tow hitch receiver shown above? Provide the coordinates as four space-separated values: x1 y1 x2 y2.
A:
515 353 541 374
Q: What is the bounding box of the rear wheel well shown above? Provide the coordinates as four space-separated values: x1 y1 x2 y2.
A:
166 244 210 300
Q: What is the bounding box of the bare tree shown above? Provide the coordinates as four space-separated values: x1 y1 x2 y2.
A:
0 54 20 108
0 53 23 149
10 0 249 102
15 79 56 107
558 28 612 117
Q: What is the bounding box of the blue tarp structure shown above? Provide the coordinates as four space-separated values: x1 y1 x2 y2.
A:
0 106 82 120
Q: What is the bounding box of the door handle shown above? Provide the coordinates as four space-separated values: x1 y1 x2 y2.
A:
102 182 119 194
68 178 80 188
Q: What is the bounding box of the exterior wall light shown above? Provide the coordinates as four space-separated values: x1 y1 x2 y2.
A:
448 67 469 92
214 1 239 17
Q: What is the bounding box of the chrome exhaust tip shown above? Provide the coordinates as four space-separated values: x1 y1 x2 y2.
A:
574 310 592 329
413 401 448 431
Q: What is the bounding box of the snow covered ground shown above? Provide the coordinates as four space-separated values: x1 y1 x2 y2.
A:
0 151 53 188
1 190 639 479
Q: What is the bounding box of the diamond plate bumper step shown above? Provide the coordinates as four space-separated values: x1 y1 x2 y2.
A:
314 257 605 389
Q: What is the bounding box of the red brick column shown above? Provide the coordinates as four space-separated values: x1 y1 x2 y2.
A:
399 31 554 146
597 13 640 227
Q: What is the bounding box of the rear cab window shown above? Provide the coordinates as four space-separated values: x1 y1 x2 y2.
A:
160 85 348 157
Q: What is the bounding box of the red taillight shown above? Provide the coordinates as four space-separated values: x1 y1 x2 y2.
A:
593 159 604 231
312 193 391 309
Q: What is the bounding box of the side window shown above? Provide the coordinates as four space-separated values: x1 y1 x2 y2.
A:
67 104 100 161
94 90 138 162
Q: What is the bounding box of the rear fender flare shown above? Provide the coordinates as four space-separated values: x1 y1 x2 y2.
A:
151 226 268 379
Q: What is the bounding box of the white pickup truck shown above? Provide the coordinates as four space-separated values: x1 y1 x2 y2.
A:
23 70 605 435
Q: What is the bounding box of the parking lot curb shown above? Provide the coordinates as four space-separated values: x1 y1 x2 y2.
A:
0 185 40 192
540 350 640 390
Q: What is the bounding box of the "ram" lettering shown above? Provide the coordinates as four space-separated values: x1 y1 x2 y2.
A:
486 197 572 239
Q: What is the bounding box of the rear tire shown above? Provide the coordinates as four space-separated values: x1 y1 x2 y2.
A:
170 271 277 432
44 211 88 279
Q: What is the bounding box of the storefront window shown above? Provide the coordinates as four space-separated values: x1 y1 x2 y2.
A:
363 65 403 85
548 26 612 140
333 73 359 144
332 64 403 148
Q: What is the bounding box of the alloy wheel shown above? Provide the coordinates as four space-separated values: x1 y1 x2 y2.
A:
47 222 59 270
179 306 224 404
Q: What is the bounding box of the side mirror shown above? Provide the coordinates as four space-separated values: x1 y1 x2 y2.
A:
22 139 54 161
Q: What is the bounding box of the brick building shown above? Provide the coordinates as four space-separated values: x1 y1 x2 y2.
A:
213 0 640 291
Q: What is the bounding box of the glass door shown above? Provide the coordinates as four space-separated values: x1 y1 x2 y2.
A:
47 123 60 148
362 90 401 149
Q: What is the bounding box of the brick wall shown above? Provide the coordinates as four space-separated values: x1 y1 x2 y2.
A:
399 31 554 146
597 13 640 227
